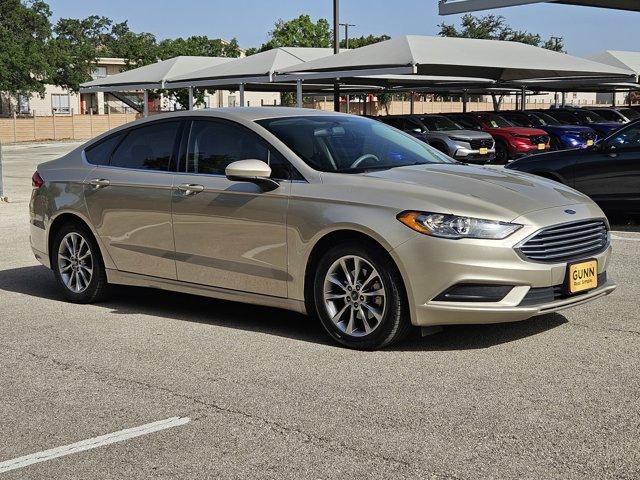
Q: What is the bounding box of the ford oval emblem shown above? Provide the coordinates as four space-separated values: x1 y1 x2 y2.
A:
564 209 577 215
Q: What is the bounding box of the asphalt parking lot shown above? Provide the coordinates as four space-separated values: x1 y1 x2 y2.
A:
0 141 639 479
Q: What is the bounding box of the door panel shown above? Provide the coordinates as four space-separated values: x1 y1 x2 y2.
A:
85 168 177 278
170 118 290 297
171 176 289 296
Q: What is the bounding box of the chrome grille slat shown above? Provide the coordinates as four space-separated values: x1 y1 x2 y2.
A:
517 219 609 263
522 231 607 249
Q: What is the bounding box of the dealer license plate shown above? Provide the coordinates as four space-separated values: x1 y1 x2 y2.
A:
537 143 546 150
568 259 598 294
587 139 594 146
479 147 488 155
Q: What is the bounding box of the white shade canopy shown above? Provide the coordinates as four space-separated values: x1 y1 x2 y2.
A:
80 56 235 92
278 36 636 83
588 50 640 76
165 47 334 89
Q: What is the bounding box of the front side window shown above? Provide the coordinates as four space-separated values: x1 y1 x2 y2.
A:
257 115 453 173
594 110 621 123
547 111 579 125
572 110 606 124
620 108 640 120
609 124 640 149
110 121 180 171
185 120 292 179
449 115 481 130
532 113 560 126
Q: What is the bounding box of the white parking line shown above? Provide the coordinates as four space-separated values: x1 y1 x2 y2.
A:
612 234 640 242
0 416 190 474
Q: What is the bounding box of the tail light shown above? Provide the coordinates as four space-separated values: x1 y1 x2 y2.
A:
32 171 44 189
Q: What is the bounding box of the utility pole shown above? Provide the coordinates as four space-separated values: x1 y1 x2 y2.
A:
340 22 355 113
333 0 341 112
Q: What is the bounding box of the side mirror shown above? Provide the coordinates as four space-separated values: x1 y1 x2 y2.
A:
225 159 279 190
412 128 423 133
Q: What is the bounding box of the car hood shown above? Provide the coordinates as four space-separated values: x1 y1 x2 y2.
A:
329 163 591 222
487 126 548 136
543 125 594 135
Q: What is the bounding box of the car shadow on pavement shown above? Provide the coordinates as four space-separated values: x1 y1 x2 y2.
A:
0 265 567 350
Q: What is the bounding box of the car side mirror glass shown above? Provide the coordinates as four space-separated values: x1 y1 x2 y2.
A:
225 159 279 190
412 128 422 133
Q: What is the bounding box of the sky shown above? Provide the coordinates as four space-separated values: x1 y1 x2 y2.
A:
46 0 636 58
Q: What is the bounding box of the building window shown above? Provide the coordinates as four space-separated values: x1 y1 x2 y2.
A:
52 94 70 114
91 67 107 79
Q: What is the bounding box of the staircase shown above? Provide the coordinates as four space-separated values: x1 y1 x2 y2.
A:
108 92 143 113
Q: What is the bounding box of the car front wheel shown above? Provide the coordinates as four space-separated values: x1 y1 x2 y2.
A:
312 242 411 350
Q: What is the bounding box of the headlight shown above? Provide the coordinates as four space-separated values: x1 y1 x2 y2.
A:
397 211 522 239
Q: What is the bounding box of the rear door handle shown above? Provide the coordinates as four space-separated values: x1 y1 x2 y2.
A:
88 178 110 189
177 183 205 196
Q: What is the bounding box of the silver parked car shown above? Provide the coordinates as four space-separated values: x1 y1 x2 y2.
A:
30 108 616 349
378 114 496 163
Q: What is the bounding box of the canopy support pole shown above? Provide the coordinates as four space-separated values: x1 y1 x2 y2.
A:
611 91 616 107
188 87 194 110
629 90 633 107
333 0 340 112
143 90 149 117
520 86 526 111
410 92 415 114
296 79 303 108
239 83 245 107
462 91 468 113
561 91 566 107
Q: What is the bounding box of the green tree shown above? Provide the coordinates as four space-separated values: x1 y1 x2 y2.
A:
439 14 565 110
340 34 390 50
48 15 112 92
103 21 158 69
0 0 52 97
250 15 332 54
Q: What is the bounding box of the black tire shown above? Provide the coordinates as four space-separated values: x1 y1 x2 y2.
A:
494 141 509 164
312 241 412 350
51 221 110 303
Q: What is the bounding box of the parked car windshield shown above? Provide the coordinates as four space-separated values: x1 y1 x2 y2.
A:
499 113 535 127
619 108 640 119
571 110 606 124
257 116 454 173
417 115 464 131
593 109 623 122
477 113 513 128
531 112 561 126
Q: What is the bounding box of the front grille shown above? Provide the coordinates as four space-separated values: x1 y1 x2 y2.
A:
469 138 493 149
530 135 549 144
516 219 609 263
519 272 607 306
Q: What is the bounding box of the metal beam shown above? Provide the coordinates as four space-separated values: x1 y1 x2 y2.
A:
439 0 640 15
143 90 149 117
296 79 303 108
239 83 245 107
333 0 341 112
188 87 194 110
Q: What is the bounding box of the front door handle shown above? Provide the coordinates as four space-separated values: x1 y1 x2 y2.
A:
88 178 110 189
177 183 205 196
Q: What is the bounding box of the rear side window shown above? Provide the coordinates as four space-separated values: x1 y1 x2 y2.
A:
185 119 294 179
111 121 180 171
84 133 124 165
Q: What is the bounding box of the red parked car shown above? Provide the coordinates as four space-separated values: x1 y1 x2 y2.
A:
446 112 550 163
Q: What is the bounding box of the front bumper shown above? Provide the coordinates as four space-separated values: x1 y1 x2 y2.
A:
390 204 616 327
453 147 496 163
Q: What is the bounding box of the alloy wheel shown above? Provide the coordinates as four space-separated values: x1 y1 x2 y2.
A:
323 255 386 337
57 232 93 293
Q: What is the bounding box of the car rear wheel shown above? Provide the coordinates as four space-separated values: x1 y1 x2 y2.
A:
52 222 109 303
312 242 411 350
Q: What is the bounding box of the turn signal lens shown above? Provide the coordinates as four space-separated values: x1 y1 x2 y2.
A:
32 171 44 189
397 211 522 240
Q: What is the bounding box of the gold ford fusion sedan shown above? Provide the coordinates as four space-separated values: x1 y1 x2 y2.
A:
29 108 616 349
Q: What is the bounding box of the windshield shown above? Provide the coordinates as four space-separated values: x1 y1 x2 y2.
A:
501 113 535 127
477 113 513 128
572 110 606 124
594 109 622 122
257 116 454 173
620 108 640 119
418 115 463 131
531 112 561 126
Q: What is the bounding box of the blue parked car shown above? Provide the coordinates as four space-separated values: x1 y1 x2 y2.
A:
499 111 597 150
540 109 621 138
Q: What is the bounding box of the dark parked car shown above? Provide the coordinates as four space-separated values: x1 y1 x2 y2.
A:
588 107 640 124
542 109 621 138
446 112 549 163
506 119 640 218
498 111 597 150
